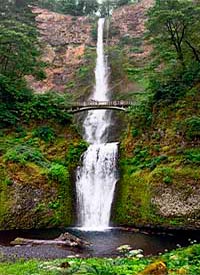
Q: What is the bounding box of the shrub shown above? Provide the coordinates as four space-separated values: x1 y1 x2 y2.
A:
152 167 174 184
48 163 69 183
4 144 46 166
184 149 200 164
146 155 168 171
121 145 168 173
0 74 33 128
65 141 88 167
151 62 200 103
128 99 153 131
33 126 56 142
22 92 72 124
184 117 200 140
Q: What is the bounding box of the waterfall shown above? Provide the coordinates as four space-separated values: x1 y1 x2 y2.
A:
75 18 118 231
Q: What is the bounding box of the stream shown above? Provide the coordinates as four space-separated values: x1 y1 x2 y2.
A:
0 228 199 260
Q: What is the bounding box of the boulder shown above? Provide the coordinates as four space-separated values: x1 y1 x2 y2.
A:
138 261 168 275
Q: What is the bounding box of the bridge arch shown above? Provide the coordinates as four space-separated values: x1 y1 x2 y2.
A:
69 100 133 114
70 106 127 114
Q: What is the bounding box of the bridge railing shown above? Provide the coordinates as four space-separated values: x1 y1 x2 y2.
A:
71 100 133 107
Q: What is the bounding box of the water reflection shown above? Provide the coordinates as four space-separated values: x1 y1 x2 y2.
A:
0 227 199 258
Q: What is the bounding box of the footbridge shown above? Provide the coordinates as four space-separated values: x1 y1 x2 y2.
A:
69 100 133 114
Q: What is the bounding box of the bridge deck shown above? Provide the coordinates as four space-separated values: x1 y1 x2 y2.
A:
69 100 133 113
71 100 133 107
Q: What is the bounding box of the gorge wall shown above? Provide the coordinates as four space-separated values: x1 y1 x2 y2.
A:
26 6 95 98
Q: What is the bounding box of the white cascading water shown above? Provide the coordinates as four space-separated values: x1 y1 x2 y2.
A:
76 18 118 231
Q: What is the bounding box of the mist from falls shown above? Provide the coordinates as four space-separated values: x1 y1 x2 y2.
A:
75 18 118 231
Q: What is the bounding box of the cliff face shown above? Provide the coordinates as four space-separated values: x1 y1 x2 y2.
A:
28 1 154 95
110 0 153 58
27 7 94 94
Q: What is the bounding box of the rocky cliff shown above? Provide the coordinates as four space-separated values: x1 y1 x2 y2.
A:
110 0 153 58
27 6 95 95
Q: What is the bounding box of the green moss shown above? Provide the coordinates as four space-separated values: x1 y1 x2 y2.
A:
113 169 161 226
0 122 85 229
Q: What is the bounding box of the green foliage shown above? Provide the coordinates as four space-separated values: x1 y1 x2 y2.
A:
163 244 200 275
147 0 200 65
184 149 200 165
150 62 200 103
22 92 72 124
0 245 200 275
120 35 143 47
121 146 168 174
48 163 69 183
184 116 200 140
0 0 37 24
33 126 56 142
152 167 174 184
37 0 99 16
48 200 60 210
91 22 98 42
4 144 46 166
0 87 72 128
0 74 32 128
99 0 132 17
127 97 153 131
0 11 48 129
65 141 88 167
146 0 200 103
0 20 42 78
108 46 128 83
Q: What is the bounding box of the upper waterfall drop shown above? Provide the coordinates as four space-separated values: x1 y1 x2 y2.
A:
75 18 119 231
83 18 110 144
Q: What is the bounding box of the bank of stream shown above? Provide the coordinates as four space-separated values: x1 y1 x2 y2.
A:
0 228 199 261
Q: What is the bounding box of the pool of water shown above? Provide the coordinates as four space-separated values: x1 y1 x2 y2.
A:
0 227 199 259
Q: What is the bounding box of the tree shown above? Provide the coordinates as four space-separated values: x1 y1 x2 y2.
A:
145 0 200 103
116 0 131 7
99 0 114 17
83 0 98 15
147 0 200 66
0 0 38 23
35 0 98 16
0 12 45 127
60 0 77 15
0 20 41 78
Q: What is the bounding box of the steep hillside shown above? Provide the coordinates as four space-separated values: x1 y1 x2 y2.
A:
27 6 96 98
110 0 200 229
0 123 87 229
113 89 200 229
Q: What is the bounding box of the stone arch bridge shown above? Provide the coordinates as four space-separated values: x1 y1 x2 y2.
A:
69 100 133 114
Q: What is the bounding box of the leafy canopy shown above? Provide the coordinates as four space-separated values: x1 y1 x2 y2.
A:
146 0 200 102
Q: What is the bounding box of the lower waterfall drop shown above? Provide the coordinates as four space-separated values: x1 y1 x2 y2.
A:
76 143 118 230
75 18 119 231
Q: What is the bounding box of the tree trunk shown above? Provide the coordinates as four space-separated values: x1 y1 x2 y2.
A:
10 232 90 248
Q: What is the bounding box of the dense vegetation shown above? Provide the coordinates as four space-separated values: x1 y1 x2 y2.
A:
0 0 73 129
112 0 200 228
0 244 199 274
0 0 84 228
24 0 134 16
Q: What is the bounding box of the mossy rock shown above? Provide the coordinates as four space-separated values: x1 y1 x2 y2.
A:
138 261 168 275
